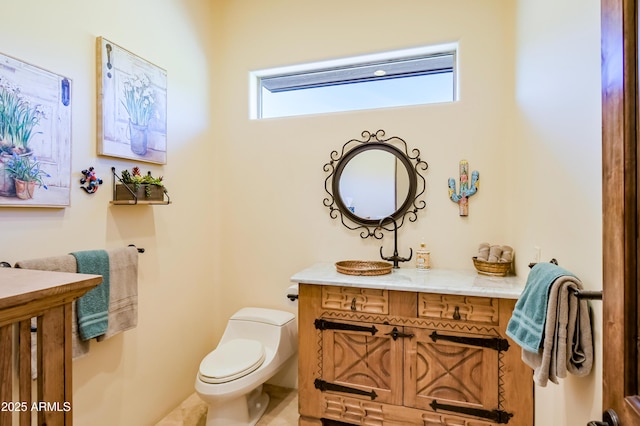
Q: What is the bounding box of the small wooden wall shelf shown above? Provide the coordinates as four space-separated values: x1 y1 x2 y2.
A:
109 167 171 205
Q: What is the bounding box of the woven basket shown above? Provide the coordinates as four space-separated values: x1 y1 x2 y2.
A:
335 260 393 276
472 257 512 277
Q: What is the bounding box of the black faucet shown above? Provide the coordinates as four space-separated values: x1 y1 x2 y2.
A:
378 216 412 268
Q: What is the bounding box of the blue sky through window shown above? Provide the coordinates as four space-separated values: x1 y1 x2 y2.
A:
260 71 454 118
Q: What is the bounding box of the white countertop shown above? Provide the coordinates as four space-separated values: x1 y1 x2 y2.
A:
291 262 525 299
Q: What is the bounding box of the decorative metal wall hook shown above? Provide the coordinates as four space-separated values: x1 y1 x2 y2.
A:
80 167 103 194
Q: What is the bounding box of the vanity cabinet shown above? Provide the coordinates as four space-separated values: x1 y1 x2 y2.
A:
297 281 533 426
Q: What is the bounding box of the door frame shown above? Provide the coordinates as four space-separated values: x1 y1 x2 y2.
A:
602 0 640 422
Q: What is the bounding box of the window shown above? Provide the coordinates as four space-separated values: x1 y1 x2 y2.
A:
250 43 457 119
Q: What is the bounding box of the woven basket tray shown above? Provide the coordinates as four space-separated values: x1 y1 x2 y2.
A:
335 260 393 276
472 257 512 277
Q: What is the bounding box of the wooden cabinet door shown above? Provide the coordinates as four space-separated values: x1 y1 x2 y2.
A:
318 318 404 406
403 326 509 424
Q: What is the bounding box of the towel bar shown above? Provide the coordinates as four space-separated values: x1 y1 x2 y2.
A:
2 246 144 268
572 289 603 300
528 259 602 300
128 244 145 253
528 258 559 269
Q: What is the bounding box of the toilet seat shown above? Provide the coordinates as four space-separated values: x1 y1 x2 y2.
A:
198 339 266 384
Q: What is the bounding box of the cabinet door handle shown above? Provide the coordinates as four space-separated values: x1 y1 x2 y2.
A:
314 319 378 335
429 331 510 352
314 378 377 400
384 327 414 340
453 306 461 320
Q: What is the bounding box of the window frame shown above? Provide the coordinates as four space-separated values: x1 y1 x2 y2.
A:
249 42 459 119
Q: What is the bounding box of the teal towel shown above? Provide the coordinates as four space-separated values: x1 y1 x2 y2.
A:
506 262 576 352
72 250 110 340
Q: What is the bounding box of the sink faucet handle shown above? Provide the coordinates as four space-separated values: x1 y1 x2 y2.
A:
399 248 413 262
380 246 413 269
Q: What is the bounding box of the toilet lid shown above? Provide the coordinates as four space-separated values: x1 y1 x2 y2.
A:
198 339 266 384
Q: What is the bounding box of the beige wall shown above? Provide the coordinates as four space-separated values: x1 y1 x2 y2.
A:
511 0 602 424
0 0 601 425
0 0 221 424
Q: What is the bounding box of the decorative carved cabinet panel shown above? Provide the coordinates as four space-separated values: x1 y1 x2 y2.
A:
403 327 501 417
298 284 533 426
318 319 403 405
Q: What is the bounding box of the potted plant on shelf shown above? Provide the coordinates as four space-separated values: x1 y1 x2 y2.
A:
4 153 50 200
115 166 166 202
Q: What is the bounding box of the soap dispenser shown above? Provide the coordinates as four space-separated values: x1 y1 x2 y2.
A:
416 241 431 270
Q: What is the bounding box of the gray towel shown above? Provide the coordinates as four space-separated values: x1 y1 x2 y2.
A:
488 245 503 262
97 247 138 341
500 245 514 263
521 275 594 386
477 243 490 261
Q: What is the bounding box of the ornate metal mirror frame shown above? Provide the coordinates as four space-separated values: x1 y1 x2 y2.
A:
323 129 428 238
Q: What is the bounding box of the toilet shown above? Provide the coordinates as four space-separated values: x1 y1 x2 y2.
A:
195 307 297 426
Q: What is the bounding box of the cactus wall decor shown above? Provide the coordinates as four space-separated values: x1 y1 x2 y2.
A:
448 160 479 216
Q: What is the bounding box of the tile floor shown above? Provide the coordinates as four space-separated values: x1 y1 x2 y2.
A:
155 384 298 426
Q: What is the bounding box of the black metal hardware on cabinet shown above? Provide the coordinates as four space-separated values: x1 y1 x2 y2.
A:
314 379 378 400
314 319 378 335
429 331 510 352
587 409 620 426
453 306 461 320
384 327 414 341
430 400 513 424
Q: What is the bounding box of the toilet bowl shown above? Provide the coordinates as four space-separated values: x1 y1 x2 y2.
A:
195 307 297 426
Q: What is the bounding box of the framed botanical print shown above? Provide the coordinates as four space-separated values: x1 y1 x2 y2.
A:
0 52 72 207
97 37 167 164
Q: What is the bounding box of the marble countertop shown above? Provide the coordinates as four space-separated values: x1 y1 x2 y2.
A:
290 262 525 299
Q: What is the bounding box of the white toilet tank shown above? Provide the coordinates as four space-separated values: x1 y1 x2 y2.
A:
231 307 295 326
219 307 296 354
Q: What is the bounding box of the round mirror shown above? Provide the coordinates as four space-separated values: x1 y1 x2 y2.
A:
323 130 427 238
333 143 416 226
